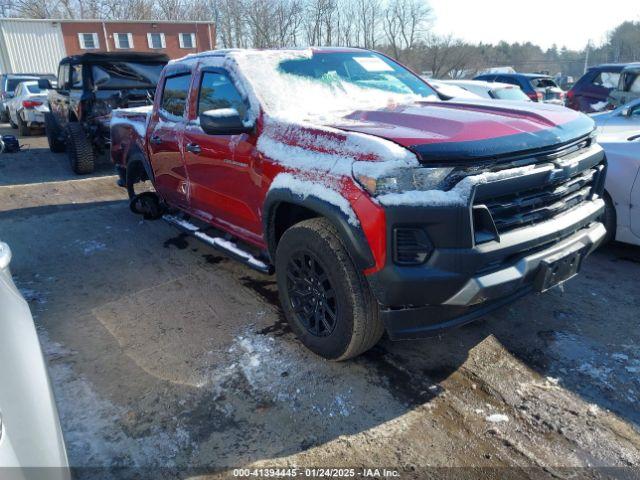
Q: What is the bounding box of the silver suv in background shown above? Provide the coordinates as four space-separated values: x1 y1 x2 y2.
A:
0 242 69 479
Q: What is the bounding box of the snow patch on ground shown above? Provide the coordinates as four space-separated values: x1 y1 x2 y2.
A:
270 173 359 226
74 239 107 255
216 330 365 419
486 413 509 423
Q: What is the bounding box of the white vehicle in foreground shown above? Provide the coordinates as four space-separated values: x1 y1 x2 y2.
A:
441 80 532 102
591 98 640 136
0 242 69 478
598 132 640 246
7 81 49 136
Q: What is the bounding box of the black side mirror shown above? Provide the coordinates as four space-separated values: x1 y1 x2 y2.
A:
38 78 52 90
199 108 252 135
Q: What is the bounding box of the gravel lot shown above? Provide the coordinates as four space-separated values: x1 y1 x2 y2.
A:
1 126 640 479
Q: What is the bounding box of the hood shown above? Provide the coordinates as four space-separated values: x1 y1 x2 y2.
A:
331 99 595 163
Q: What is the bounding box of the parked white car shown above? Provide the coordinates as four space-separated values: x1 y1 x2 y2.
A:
0 242 69 477
7 81 49 136
426 79 481 100
441 80 532 102
598 132 640 246
591 98 640 136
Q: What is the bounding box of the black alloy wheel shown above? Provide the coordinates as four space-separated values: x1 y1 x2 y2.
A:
286 250 338 337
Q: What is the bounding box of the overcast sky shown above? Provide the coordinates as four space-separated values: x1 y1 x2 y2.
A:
428 0 640 50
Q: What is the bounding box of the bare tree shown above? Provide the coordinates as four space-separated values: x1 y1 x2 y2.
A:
383 0 432 59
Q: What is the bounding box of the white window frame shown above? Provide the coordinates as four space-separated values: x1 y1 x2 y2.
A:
179 33 196 49
78 33 99 50
147 32 166 49
114 33 134 49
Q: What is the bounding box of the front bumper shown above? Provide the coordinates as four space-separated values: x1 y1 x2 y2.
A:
366 140 607 340
377 218 604 340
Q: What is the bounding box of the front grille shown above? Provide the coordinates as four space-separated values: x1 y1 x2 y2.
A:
485 167 598 233
472 142 605 237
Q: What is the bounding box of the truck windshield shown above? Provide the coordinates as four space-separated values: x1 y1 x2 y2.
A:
91 62 165 90
279 52 435 97
237 50 438 121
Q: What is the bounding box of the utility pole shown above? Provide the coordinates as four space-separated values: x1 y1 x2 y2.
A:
584 40 591 74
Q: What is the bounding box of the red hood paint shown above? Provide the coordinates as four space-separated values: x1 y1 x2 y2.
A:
331 99 591 149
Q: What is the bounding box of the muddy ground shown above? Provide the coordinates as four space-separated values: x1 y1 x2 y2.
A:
1 126 639 479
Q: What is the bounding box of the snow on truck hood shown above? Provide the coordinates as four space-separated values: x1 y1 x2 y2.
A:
222 49 593 167
330 99 596 162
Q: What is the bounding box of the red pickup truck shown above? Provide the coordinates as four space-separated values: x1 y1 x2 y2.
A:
111 48 607 360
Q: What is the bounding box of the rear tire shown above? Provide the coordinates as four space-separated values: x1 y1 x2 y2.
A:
275 217 384 361
17 113 30 136
1 108 8 122
601 192 616 245
45 113 65 153
8 112 17 129
66 122 95 174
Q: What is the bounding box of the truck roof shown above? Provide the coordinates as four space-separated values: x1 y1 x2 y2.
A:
170 47 370 63
60 51 170 64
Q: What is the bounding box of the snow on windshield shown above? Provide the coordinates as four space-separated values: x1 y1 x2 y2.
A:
226 49 437 123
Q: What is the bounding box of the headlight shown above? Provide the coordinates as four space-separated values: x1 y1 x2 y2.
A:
354 166 454 196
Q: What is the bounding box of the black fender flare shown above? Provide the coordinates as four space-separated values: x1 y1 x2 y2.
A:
263 187 375 270
126 146 155 185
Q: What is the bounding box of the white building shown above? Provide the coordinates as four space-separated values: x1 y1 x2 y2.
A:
0 19 66 74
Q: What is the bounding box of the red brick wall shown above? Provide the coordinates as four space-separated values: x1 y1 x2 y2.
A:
60 21 215 59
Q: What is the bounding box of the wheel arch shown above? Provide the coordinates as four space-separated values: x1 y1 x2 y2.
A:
125 145 155 186
263 188 375 270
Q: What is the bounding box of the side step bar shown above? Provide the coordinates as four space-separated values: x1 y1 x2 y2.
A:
163 214 274 274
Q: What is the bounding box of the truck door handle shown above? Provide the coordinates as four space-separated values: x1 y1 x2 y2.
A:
150 135 162 145
186 143 201 154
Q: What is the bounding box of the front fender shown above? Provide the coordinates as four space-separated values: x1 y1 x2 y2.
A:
263 188 375 270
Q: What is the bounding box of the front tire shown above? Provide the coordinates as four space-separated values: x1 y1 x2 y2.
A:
66 122 95 174
275 218 384 360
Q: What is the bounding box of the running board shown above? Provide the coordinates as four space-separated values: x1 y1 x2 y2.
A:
163 214 274 274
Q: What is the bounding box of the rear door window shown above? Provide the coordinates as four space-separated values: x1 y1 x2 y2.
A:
160 74 192 118
530 78 558 89
592 71 620 89
197 71 247 119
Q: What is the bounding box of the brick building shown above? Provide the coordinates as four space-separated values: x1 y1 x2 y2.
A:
0 18 216 74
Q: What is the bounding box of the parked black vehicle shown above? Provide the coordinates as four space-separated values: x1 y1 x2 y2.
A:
41 52 169 174
0 73 55 122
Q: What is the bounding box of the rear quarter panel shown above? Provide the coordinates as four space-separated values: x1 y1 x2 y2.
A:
110 108 152 169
